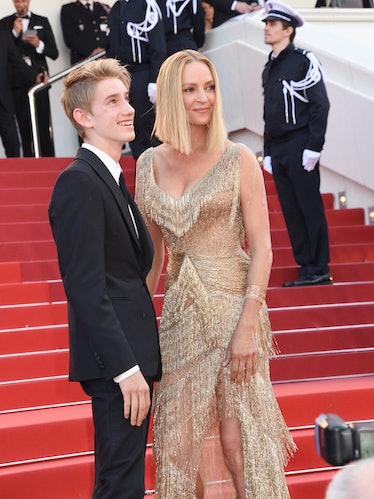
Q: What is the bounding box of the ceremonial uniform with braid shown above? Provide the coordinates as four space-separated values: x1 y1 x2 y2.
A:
262 42 331 279
107 0 167 159
157 0 205 56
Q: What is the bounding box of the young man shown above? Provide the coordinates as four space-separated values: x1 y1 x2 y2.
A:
262 0 332 287
49 58 161 499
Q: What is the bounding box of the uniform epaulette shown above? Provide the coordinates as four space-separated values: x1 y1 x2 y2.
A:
294 47 310 57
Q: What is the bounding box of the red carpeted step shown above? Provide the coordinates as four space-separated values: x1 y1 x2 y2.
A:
0 302 67 329
0 377 88 412
0 350 69 382
0 281 52 305
0 171 60 188
286 428 329 472
0 404 93 464
269 261 374 287
0 222 52 243
0 240 57 262
0 187 53 205
269 302 374 330
0 262 21 284
271 225 374 248
0 325 68 355
286 470 336 499
0 204 49 223
273 242 374 267
274 376 374 427
269 207 365 230
19 260 61 281
267 192 334 212
274 324 374 354
270 350 374 382
267 281 374 307
0 451 155 499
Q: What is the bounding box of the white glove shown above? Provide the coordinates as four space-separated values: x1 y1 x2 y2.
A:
263 156 272 174
302 149 321 172
147 82 157 104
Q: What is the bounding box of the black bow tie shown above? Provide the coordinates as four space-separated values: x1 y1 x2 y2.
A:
21 15 30 19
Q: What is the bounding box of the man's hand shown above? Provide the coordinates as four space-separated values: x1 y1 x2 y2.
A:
235 1 260 13
119 371 150 426
302 149 320 172
13 17 23 36
23 32 40 48
36 70 48 85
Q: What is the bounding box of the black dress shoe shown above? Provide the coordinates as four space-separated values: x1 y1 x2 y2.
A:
283 273 333 287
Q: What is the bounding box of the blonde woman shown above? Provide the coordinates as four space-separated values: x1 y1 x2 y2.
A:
136 50 296 498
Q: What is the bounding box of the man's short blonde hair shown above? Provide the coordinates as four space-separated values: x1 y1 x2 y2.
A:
61 58 131 138
154 50 227 155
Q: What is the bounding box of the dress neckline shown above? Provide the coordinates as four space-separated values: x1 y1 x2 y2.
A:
149 144 234 202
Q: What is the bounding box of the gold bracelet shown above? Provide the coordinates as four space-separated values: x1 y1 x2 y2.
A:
244 284 266 305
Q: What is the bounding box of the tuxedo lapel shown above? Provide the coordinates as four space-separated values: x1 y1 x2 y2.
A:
76 148 142 251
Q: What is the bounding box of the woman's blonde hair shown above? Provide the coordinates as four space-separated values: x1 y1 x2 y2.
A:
61 58 131 138
154 50 227 155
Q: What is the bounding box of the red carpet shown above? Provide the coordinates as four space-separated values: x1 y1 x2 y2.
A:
0 158 373 499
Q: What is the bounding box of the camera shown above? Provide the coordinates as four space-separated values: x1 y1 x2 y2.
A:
315 413 374 466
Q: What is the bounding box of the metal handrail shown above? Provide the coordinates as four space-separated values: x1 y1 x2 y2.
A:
28 50 106 158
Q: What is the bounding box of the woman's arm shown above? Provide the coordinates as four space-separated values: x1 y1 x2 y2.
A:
223 144 273 386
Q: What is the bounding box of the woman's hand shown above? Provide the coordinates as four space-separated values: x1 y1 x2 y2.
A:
223 321 257 387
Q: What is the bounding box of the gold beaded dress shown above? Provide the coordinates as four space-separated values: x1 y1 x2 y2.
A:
136 143 296 498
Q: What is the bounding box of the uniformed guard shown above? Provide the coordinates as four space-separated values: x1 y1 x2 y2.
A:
157 0 205 56
60 1 110 65
107 0 167 160
262 0 332 287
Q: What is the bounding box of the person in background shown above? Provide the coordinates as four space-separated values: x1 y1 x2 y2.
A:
60 1 110 65
157 0 205 55
107 0 167 160
49 58 161 499
325 458 374 499
0 31 44 157
262 0 332 287
0 0 58 157
208 0 261 28
136 49 296 498
202 1 215 31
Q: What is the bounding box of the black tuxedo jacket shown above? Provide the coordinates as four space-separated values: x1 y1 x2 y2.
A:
0 31 35 113
0 12 58 88
49 148 161 382
60 1 110 64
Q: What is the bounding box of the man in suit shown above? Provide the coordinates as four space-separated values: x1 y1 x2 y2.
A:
208 0 261 28
60 1 110 65
49 58 161 499
0 0 59 157
0 30 43 157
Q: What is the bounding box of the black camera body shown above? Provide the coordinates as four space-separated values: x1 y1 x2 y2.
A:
315 413 374 466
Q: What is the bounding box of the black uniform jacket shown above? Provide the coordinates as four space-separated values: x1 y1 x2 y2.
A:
262 43 330 157
61 1 110 64
107 0 167 82
49 148 162 383
157 0 205 52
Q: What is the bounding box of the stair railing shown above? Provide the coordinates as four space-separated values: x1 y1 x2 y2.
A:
28 50 105 158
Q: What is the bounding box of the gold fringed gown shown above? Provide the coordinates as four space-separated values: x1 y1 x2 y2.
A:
136 144 296 498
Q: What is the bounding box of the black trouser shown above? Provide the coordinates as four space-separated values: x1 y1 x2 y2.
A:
81 377 153 499
128 67 161 161
0 103 20 157
271 132 330 276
